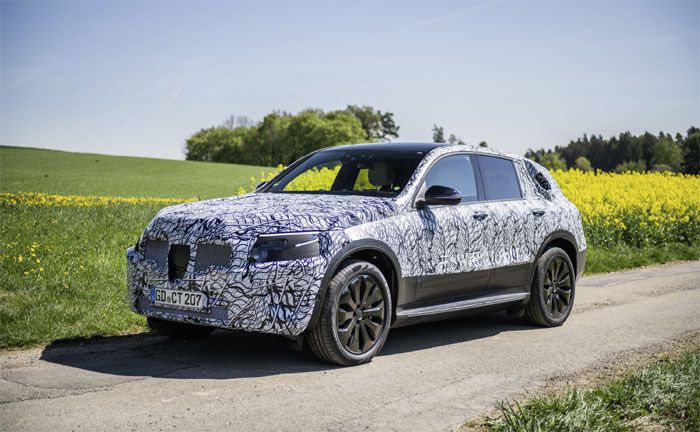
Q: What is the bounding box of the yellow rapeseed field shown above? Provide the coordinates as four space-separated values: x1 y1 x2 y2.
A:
553 170 700 247
0 192 195 207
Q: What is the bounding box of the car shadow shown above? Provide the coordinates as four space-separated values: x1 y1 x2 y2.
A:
39 312 534 380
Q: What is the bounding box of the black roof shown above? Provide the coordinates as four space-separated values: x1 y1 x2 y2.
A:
326 142 447 153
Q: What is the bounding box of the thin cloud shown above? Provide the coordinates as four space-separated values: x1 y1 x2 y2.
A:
167 82 184 105
333 0 499 55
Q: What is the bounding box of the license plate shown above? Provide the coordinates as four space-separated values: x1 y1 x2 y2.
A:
151 288 207 310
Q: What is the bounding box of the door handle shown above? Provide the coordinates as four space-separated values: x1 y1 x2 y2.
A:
472 212 488 221
532 209 546 217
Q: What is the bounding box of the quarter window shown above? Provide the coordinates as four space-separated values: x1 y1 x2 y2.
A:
477 156 522 200
423 155 478 203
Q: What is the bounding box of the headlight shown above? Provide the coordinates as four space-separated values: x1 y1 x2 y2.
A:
249 232 320 263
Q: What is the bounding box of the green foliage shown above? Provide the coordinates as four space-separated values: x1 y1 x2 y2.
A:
652 137 683 171
185 106 395 166
526 127 699 174
682 127 700 174
432 124 445 143
539 151 567 170
1 146 267 200
344 105 399 140
573 156 592 172
614 159 646 173
487 352 700 432
432 124 466 145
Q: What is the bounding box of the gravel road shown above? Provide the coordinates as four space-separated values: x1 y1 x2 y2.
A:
2 261 699 432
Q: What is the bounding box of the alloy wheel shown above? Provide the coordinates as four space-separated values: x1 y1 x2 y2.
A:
543 257 573 318
335 274 386 354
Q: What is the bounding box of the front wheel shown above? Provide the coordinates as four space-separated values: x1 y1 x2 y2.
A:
524 247 576 326
307 259 392 366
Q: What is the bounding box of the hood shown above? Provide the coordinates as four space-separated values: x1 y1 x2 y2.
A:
143 193 398 244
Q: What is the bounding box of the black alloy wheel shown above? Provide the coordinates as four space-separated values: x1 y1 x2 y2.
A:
542 256 573 318
524 247 576 326
335 274 386 354
308 259 392 366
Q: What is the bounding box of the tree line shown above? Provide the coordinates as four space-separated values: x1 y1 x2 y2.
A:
525 127 699 174
184 107 698 174
185 106 398 166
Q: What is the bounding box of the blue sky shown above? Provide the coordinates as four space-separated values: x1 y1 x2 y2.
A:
1 0 698 160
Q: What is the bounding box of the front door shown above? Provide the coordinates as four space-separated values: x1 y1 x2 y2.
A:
412 154 491 303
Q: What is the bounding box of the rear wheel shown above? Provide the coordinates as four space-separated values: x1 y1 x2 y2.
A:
147 316 214 340
524 247 575 326
307 259 392 366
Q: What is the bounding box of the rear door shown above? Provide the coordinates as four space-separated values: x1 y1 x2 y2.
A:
474 155 533 292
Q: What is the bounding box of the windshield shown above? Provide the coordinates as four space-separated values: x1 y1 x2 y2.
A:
262 148 428 197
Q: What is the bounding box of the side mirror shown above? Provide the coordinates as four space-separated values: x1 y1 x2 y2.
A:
416 185 462 208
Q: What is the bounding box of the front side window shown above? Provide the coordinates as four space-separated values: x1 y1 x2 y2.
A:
264 149 426 197
423 155 478 203
477 155 522 200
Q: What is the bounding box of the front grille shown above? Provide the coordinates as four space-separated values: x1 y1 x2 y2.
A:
144 239 168 270
195 243 232 272
168 244 190 281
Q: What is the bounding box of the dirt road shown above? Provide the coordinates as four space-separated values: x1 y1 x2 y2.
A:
2 261 699 431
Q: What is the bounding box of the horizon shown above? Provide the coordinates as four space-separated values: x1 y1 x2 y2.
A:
1 0 698 160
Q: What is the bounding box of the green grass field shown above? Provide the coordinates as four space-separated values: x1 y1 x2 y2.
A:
0 146 698 348
1 146 272 348
1 146 269 199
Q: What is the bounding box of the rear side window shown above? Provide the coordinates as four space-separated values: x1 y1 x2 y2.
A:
423 155 478 203
477 156 522 200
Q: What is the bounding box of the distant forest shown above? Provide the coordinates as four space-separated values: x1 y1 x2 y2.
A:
526 127 699 174
184 108 698 174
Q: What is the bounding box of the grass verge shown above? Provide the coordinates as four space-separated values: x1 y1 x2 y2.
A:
0 204 155 348
586 243 700 274
485 351 700 432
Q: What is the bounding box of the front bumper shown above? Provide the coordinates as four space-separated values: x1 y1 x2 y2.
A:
126 246 328 336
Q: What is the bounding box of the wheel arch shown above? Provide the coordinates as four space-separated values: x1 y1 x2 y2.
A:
528 231 580 286
306 239 402 331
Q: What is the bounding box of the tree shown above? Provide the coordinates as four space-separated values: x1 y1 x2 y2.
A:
652 137 683 172
614 160 646 173
432 124 445 143
447 134 465 145
185 127 249 163
222 114 257 130
539 152 567 170
478 141 488 148
186 108 367 166
681 127 700 174
574 156 593 172
344 105 399 141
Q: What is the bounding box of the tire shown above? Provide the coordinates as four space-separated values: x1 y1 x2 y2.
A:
307 259 392 366
147 316 215 340
524 247 576 327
